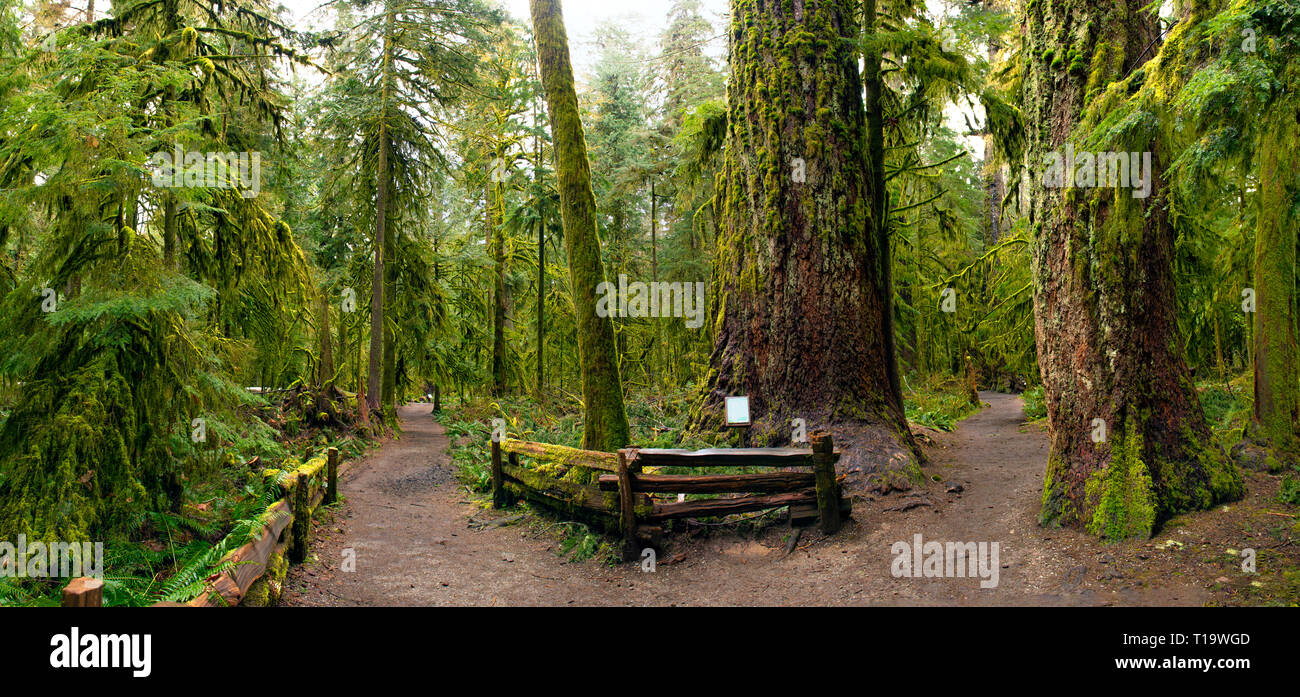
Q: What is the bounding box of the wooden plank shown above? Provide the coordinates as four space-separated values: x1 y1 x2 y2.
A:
325 447 339 505
62 577 103 607
597 471 816 494
290 470 310 563
790 497 852 524
501 439 618 472
645 490 817 522
633 447 837 468
811 431 841 534
617 449 638 561
491 439 505 508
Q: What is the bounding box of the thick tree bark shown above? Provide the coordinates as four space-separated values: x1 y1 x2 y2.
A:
530 0 631 453
1251 63 1300 457
693 0 915 472
1024 0 1241 540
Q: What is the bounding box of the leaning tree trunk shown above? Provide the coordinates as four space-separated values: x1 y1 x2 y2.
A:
693 0 916 477
530 0 631 454
1024 0 1241 540
1251 62 1300 458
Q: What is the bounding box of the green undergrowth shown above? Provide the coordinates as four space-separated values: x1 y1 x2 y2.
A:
903 377 982 432
1197 376 1252 446
1021 384 1047 421
0 424 372 606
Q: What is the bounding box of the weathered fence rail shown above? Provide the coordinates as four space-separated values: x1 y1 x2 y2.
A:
492 430 849 560
62 447 343 608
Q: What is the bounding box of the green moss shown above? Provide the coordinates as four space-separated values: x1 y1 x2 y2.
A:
1084 420 1156 541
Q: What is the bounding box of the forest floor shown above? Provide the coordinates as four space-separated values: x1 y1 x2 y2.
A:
283 393 1299 606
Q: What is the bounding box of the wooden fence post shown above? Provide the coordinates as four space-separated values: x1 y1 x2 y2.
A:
62 577 103 607
325 446 340 505
617 449 639 561
811 431 841 534
290 473 309 563
491 438 506 509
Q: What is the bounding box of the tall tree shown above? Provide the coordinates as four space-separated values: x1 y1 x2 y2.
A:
1024 0 1242 540
529 0 631 453
1248 34 1299 459
318 0 490 412
694 0 916 472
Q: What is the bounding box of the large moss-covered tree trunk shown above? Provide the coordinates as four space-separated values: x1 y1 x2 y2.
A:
693 0 915 472
1251 62 1300 458
1024 0 1241 540
530 0 631 453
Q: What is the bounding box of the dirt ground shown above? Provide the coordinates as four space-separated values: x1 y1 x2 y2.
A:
283 393 1300 606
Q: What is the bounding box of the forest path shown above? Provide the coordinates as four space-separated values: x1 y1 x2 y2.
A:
283 395 1210 606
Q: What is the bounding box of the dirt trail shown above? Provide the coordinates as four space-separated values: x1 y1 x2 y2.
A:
284 394 1217 606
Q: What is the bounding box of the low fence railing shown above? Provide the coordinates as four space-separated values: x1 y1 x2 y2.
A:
61 447 342 607
492 431 848 560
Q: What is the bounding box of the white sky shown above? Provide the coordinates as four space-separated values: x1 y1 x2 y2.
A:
276 0 731 77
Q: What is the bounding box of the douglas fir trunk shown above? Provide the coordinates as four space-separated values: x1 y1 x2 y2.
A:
694 0 917 478
1023 0 1241 540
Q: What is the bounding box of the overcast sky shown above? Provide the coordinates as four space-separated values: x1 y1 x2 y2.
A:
276 0 730 77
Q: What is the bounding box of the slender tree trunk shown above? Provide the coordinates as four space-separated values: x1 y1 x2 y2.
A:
491 156 507 396
1251 64 1300 457
534 101 546 399
863 0 902 409
694 0 916 476
1024 0 1241 539
530 0 631 454
317 293 334 385
382 215 397 407
366 19 394 414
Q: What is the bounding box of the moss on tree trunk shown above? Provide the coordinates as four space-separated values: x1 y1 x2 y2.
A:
530 0 631 456
1251 62 1300 459
690 0 915 470
1024 0 1242 540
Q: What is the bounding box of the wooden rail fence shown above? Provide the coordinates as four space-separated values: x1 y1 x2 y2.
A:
492 430 849 560
62 447 344 608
